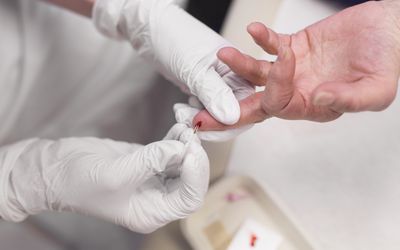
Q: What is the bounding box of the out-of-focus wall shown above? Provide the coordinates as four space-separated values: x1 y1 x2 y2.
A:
222 0 282 57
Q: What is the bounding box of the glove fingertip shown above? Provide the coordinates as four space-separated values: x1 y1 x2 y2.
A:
174 104 200 127
164 123 189 141
173 103 188 112
207 99 240 125
196 68 241 125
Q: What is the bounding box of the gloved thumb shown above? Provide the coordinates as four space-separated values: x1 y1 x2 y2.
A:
193 68 241 125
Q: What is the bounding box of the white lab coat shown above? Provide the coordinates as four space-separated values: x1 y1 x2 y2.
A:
0 0 182 147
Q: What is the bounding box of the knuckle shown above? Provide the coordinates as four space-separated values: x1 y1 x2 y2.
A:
344 99 360 112
261 96 273 114
261 90 292 115
254 65 268 82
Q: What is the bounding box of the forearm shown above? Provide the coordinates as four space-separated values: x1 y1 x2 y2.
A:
45 0 95 17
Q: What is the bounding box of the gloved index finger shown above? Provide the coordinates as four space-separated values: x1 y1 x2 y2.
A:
163 123 190 141
164 123 202 157
176 126 201 158
164 123 199 146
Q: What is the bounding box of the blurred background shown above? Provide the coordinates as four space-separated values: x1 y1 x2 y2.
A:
5 1 400 250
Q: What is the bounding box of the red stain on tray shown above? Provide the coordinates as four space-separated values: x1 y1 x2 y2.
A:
250 233 258 247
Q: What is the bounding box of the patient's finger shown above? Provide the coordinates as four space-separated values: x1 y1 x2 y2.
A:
218 47 272 86
261 45 297 116
193 92 271 131
247 22 290 55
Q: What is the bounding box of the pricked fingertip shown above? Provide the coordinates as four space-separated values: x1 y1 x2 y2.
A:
193 110 229 132
195 121 202 128
193 121 202 134
193 111 206 131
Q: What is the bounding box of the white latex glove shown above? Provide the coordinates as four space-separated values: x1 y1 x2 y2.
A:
0 124 209 233
92 0 255 125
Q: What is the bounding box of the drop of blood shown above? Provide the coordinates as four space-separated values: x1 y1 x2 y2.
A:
195 121 202 128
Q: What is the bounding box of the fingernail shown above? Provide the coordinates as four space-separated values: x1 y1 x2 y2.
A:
313 92 335 106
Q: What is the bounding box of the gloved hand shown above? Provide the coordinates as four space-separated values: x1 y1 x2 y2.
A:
92 0 255 126
0 124 209 233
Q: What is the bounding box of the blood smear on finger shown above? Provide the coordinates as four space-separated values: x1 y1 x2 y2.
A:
194 121 202 134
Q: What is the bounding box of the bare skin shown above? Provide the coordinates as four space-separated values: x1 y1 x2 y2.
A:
194 1 400 131
45 0 95 17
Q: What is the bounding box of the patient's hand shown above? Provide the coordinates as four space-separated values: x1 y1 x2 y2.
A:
194 1 400 131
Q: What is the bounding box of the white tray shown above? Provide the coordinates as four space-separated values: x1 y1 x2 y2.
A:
181 176 314 250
